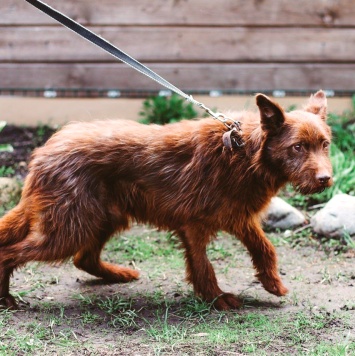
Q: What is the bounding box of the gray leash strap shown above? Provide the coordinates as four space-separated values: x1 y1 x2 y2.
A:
24 0 244 148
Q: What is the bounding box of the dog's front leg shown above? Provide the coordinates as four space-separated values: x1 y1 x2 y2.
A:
178 226 242 310
237 220 288 297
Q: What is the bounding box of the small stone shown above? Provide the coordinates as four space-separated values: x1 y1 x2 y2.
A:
0 177 22 206
264 197 306 230
284 229 292 237
311 194 355 238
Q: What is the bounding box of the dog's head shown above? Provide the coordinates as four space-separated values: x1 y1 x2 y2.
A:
256 91 333 194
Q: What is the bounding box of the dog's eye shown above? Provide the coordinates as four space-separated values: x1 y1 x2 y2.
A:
323 141 330 150
293 143 303 152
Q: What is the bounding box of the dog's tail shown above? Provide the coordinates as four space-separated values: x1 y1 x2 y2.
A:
0 202 29 247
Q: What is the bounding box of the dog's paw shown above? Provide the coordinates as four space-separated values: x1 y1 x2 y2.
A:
102 265 140 283
212 293 243 311
258 274 288 296
0 294 18 310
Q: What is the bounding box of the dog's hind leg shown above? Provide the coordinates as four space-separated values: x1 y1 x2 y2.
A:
0 203 30 247
178 225 242 310
0 266 17 309
0 203 30 309
73 230 139 283
0 231 79 309
238 219 288 297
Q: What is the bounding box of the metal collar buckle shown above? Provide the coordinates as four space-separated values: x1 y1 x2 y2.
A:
195 102 244 149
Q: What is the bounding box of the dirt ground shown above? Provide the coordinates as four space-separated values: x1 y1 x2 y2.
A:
4 227 355 355
0 124 55 178
11 230 355 318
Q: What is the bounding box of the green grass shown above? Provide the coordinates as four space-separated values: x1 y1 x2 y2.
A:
269 225 355 254
105 231 180 262
0 310 81 355
143 304 353 355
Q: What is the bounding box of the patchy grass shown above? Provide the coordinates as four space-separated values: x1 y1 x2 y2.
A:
268 226 355 255
0 227 354 355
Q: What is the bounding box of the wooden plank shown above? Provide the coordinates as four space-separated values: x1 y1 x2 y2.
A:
2 0 355 26
1 63 354 91
1 26 355 63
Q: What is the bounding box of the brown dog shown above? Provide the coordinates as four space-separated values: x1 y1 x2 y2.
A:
0 91 332 310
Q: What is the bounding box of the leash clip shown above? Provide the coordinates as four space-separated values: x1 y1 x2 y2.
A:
193 99 244 149
215 113 244 149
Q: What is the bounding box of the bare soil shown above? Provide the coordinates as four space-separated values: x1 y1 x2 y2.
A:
6 229 355 355
12 232 355 316
0 124 55 178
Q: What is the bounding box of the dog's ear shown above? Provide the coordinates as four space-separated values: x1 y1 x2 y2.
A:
256 94 285 133
304 90 327 120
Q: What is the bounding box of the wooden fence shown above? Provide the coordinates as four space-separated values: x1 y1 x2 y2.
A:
1 0 355 94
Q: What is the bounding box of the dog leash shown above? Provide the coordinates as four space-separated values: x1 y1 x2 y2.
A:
24 0 244 148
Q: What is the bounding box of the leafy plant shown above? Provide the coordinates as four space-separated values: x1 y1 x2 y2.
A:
328 113 355 152
0 166 15 177
314 144 355 201
139 94 198 125
0 121 13 152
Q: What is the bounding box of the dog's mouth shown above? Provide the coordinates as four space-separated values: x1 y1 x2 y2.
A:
292 174 333 195
294 184 330 195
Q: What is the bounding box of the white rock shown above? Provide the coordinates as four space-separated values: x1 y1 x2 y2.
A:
311 194 355 238
264 197 306 230
0 177 22 206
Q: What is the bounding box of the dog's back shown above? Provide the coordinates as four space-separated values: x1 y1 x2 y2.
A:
26 117 264 232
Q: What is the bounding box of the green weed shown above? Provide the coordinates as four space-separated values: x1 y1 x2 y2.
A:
81 310 100 325
313 143 355 202
98 295 140 328
106 233 176 261
207 239 233 261
74 293 98 307
177 295 213 322
0 121 13 153
308 341 354 356
0 317 80 355
271 225 354 254
75 293 140 329
343 231 355 249
146 306 189 344
139 94 198 125
0 166 15 178
97 295 132 314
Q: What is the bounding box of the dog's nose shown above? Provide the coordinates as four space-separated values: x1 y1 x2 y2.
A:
317 174 331 185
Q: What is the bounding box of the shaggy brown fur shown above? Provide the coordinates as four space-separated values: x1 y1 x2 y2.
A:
0 91 332 310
